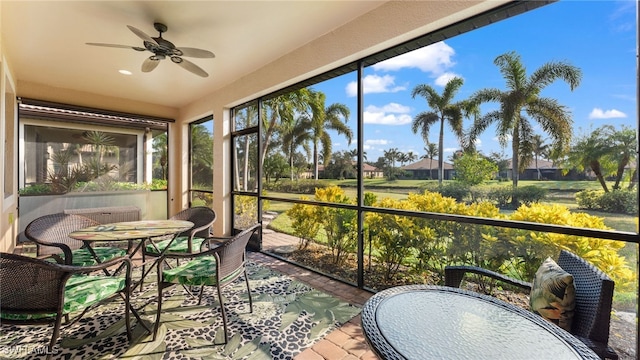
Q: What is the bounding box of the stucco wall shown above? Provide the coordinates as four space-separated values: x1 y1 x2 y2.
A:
0 1 20 253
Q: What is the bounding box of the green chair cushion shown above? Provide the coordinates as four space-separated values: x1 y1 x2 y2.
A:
145 236 206 254
162 256 244 286
70 247 127 266
0 274 126 321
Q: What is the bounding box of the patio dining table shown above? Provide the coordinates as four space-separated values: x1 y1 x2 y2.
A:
361 285 600 360
69 219 193 289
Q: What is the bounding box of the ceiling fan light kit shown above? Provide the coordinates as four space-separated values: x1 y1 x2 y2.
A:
87 22 214 77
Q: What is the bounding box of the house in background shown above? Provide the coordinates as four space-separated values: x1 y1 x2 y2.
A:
402 158 454 180
363 163 384 179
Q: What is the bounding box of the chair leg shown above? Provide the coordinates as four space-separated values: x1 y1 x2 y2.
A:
49 313 64 359
153 279 164 341
140 250 146 291
124 287 132 342
217 285 228 344
244 269 253 313
197 285 205 305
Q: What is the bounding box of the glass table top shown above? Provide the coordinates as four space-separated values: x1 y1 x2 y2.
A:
375 290 581 359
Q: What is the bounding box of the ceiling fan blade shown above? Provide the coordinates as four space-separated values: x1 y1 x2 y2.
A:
141 57 160 73
176 47 215 59
127 25 156 44
173 57 208 77
86 43 146 51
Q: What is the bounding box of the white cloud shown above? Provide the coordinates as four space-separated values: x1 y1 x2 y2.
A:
346 74 405 97
372 42 455 74
364 112 412 125
365 103 411 114
588 108 627 119
364 139 390 151
366 139 389 146
434 72 462 87
363 103 413 125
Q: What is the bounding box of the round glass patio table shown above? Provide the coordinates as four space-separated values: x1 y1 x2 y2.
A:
69 219 194 242
69 219 194 287
361 285 600 360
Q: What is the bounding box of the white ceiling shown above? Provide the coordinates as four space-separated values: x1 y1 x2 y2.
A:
2 1 386 109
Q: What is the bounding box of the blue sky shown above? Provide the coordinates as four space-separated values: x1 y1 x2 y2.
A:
313 0 637 164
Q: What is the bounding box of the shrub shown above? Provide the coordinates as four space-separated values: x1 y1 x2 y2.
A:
287 196 320 250
367 198 419 280
513 186 547 206
576 189 638 214
598 190 638 214
435 182 470 202
263 179 331 194
150 179 168 190
487 186 513 208
18 183 55 196
575 190 602 210
313 186 357 265
501 203 633 291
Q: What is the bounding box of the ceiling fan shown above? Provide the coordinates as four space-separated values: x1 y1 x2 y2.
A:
87 22 215 77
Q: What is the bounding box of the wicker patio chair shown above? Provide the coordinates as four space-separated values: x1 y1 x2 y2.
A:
143 206 216 256
25 213 127 266
140 207 216 288
0 252 132 359
445 250 618 360
153 223 261 344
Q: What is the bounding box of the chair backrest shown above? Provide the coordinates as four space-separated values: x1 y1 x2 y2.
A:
215 224 261 282
170 207 216 240
0 252 69 317
25 213 100 257
557 250 614 344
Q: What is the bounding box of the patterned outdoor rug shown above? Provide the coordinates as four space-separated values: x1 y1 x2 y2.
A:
0 262 361 359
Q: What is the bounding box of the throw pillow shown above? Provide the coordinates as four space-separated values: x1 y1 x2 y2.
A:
530 257 576 331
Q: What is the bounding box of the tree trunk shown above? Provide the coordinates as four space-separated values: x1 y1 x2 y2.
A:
313 141 319 180
612 155 629 190
511 130 519 208
590 160 609 192
438 119 444 185
628 168 637 190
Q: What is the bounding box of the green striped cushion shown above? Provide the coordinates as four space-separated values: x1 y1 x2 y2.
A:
145 236 206 254
0 274 126 321
162 256 244 286
70 247 127 266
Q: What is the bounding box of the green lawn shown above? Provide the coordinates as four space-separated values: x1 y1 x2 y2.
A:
265 178 637 233
328 178 609 191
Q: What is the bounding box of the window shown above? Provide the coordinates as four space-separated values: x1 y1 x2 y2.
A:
18 100 171 195
231 5 638 354
189 116 213 207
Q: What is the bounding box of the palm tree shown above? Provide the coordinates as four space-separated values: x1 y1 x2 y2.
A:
606 125 637 190
411 77 470 185
190 124 214 187
421 142 438 180
530 134 549 180
307 90 353 180
234 105 258 190
261 89 310 170
281 115 312 180
468 51 582 188
564 129 613 192
152 133 168 180
383 148 403 179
